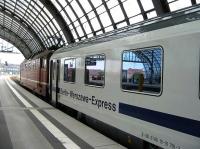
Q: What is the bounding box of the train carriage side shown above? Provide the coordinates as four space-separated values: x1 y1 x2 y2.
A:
49 17 200 149
20 59 39 91
48 58 60 105
20 51 52 97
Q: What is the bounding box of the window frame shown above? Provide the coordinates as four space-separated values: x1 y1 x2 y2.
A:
120 46 164 96
84 53 106 88
52 61 56 80
199 48 200 99
63 58 76 83
41 58 46 69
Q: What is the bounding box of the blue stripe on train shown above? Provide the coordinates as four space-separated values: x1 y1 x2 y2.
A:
118 102 200 138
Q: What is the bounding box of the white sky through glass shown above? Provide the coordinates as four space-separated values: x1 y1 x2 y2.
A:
0 0 194 65
0 38 24 65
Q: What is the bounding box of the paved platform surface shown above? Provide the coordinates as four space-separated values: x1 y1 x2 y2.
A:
0 76 126 149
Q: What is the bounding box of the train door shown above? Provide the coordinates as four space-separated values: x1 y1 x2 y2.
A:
49 59 60 105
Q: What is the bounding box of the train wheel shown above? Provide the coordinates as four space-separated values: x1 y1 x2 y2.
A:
51 100 57 107
144 142 163 149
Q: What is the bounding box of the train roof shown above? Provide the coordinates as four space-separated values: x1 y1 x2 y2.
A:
32 50 52 59
55 4 200 54
21 50 52 65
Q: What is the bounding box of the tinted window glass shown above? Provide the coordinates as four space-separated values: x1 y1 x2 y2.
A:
85 54 105 86
41 59 46 68
64 59 76 82
122 47 162 94
53 61 56 80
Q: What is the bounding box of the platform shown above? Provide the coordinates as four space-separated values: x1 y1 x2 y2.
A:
0 76 126 149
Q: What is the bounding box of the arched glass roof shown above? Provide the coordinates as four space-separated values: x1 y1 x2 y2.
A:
0 0 199 59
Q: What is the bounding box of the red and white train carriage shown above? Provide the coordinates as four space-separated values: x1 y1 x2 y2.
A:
20 51 52 97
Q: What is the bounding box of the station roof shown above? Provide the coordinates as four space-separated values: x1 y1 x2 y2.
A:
0 0 198 59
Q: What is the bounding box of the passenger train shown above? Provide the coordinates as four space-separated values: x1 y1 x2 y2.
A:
20 5 200 149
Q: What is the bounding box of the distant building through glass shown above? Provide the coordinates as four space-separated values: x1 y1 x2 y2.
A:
0 38 24 75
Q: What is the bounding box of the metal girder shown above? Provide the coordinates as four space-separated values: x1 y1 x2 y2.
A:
76 0 96 36
137 0 148 20
117 0 130 25
66 0 87 39
0 6 45 51
152 0 170 15
39 0 75 44
101 0 117 29
191 0 197 5
0 26 32 59
87 0 105 34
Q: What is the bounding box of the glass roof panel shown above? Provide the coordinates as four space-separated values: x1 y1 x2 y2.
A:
76 26 84 38
71 29 78 40
88 11 96 20
107 0 119 9
57 0 67 8
74 20 79 28
96 5 106 14
37 0 43 8
41 11 50 23
129 15 143 24
52 19 61 31
79 0 92 13
44 8 53 20
83 22 92 34
140 0 154 11
34 2 41 11
110 5 125 23
60 10 70 24
49 21 57 32
71 0 84 18
91 0 102 8
51 0 62 11
117 22 127 29
147 11 157 19
91 17 101 31
123 0 141 18
65 6 77 22
167 0 192 11
5 3 14 10
80 16 87 24
0 0 197 58
99 12 112 27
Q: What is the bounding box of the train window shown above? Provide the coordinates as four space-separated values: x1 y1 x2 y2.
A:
40 59 42 69
85 54 105 87
64 58 76 82
28 63 31 70
41 59 46 68
33 61 36 70
121 47 163 95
